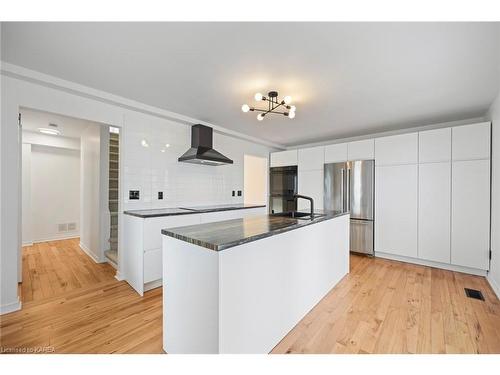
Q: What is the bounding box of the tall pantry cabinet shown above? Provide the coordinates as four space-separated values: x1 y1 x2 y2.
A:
374 122 491 274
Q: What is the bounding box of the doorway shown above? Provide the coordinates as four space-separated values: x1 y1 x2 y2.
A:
243 154 268 206
20 108 120 302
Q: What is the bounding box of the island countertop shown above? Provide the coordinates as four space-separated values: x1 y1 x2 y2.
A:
124 203 266 218
161 210 348 251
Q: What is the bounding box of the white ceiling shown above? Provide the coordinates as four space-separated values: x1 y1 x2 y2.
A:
21 107 102 139
3 22 500 146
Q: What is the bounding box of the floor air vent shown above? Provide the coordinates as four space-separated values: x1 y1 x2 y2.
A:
464 288 485 301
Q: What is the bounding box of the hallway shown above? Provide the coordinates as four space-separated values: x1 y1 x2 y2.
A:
20 238 116 303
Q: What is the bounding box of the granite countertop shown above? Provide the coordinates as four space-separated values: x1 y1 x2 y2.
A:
124 203 266 218
161 210 349 251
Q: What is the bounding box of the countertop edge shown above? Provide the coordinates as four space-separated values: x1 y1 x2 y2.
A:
161 212 350 252
124 204 266 218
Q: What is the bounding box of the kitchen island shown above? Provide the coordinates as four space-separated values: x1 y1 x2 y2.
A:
161 211 350 354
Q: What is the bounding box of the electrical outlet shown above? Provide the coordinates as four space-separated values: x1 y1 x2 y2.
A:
158 191 164 200
237 190 242 197
129 190 140 200
232 190 235 197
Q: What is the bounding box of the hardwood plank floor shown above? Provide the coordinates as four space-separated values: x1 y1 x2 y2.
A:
272 255 500 354
20 238 116 303
1 240 499 354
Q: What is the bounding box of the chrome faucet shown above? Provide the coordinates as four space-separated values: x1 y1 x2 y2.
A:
293 194 314 218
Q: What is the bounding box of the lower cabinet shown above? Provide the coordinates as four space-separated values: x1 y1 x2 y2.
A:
418 162 451 263
451 159 490 270
144 248 162 283
297 169 323 211
375 164 418 258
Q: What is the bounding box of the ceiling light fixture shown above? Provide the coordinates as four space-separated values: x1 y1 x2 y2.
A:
242 91 296 121
38 123 61 136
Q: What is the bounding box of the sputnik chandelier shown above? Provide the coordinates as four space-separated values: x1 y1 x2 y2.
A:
241 91 296 121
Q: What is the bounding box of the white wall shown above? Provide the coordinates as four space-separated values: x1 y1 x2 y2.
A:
487 86 500 298
80 124 103 262
29 144 80 242
0 70 277 313
243 154 268 205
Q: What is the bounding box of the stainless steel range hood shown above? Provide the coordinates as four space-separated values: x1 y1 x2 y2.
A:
178 124 233 166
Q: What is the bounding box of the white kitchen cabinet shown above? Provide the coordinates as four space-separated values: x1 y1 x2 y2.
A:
347 139 374 160
451 159 490 270
298 146 324 170
419 128 451 163
375 164 418 258
144 248 162 283
418 162 451 263
297 169 323 211
144 214 201 251
200 207 267 223
324 143 348 163
452 122 491 161
375 133 418 166
270 150 298 167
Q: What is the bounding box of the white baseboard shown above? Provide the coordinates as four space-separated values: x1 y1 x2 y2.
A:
487 275 500 299
33 234 80 243
376 252 488 277
115 270 125 281
22 241 34 247
144 279 162 292
79 242 104 264
0 296 22 315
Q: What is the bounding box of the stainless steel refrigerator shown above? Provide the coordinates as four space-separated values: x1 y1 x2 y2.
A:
324 160 375 255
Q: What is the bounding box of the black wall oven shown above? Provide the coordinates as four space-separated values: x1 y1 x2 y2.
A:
269 166 298 214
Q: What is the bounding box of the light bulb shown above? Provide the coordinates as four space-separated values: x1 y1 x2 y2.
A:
257 113 265 121
283 96 292 105
254 93 263 101
289 105 296 112
241 104 250 113
288 111 296 119
141 139 149 147
165 143 170 148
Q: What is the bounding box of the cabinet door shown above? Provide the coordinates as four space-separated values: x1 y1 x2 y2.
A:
144 214 201 251
452 122 491 161
324 143 348 163
348 139 374 161
418 163 451 263
451 160 490 270
375 164 418 257
297 169 323 211
419 128 451 163
298 146 324 170
270 150 298 167
375 133 418 166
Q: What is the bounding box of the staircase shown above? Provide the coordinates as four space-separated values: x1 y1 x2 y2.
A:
105 132 119 267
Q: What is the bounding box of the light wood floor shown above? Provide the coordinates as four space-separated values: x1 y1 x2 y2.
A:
1 239 499 354
20 238 116 303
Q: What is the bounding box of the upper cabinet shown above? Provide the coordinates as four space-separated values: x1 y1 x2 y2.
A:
270 150 298 167
324 143 348 163
375 133 418 166
419 128 451 163
298 146 324 170
347 139 375 161
452 122 491 161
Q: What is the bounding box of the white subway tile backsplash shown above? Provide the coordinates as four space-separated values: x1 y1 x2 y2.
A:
120 113 273 211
